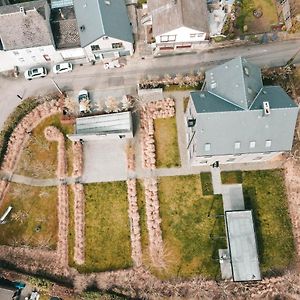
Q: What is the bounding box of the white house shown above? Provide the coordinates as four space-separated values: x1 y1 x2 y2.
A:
0 0 63 72
185 57 299 166
73 0 134 61
147 0 209 51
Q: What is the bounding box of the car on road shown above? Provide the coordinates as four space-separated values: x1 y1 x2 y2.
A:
24 67 47 80
52 62 73 74
103 59 124 70
78 89 90 113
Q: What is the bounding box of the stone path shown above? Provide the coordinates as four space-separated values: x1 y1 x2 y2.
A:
0 171 79 187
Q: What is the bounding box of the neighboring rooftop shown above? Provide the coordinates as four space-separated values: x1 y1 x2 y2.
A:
148 0 209 37
226 210 261 282
73 0 133 48
51 0 74 8
0 0 53 50
51 6 80 49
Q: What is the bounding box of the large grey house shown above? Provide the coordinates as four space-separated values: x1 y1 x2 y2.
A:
185 57 299 165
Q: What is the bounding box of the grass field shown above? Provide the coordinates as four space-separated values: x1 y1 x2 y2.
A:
78 182 132 272
200 173 214 195
68 186 75 267
0 183 57 249
221 171 243 184
15 114 74 178
236 0 278 33
222 169 295 274
155 175 225 279
154 117 181 168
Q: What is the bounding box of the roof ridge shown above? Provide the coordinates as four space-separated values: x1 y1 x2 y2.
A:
207 91 245 110
248 87 263 109
97 0 105 36
238 57 249 110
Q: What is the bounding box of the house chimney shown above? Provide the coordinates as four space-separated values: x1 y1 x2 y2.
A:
263 101 270 116
19 6 26 15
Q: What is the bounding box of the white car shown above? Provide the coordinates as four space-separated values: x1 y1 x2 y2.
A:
78 90 90 113
52 62 73 74
24 67 47 80
103 60 123 70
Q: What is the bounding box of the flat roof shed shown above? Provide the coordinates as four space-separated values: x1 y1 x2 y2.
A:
68 111 133 141
225 210 261 282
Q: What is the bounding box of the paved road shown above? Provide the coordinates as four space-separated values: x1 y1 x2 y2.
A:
1 38 300 128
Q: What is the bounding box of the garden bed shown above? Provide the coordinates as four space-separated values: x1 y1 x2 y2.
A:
154 117 180 168
78 182 132 272
0 183 58 249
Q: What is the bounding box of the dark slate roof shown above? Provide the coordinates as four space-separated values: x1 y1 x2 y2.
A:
205 57 263 110
191 57 299 156
73 0 133 48
250 86 297 110
148 0 209 36
51 6 81 49
191 91 243 113
0 0 53 50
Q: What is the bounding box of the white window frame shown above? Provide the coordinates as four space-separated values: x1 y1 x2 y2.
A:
204 143 211 152
160 35 169 42
265 140 272 148
190 33 196 38
249 141 256 148
234 142 241 149
168 35 176 42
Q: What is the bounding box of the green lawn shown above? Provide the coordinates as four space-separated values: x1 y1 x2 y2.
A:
78 182 132 273
15 114 74 178
154 117 181 168
221 169 295 274
155 175 225 279
0 183 58 249
221 171 243 184
243 170 295 274
236 0 278 33
200 173 214 195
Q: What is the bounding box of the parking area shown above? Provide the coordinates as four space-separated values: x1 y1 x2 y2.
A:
82 139 128 183
66 86 137 113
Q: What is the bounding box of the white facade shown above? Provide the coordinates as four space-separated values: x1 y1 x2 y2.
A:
0 45 63 72
154 26 207 50
84 36 134 61
58 47 86 61
189 152 281 166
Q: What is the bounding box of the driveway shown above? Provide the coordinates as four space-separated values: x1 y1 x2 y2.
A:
82 139 128 183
